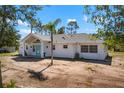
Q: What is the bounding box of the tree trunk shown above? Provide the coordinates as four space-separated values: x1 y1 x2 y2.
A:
0 61 3 88
50 32 53 65
0 6 6 47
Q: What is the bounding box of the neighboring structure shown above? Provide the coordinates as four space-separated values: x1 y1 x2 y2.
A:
0 46 15 53
19 33 107 60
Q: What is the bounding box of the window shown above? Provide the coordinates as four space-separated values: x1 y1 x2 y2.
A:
63 45 68 49
89 45 98 53
26 45 28 50
33 45 35 52
53 45 55 50
81 45 88 53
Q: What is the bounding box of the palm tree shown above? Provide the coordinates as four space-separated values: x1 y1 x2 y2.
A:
45 19 61 65
34 18 61 65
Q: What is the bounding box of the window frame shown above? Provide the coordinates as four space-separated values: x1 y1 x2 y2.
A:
26 45 28 50
63 45 68 49
81 45 88 53
33 45 35 52
89 45 98 53
80 45 98 53
53 45 55 50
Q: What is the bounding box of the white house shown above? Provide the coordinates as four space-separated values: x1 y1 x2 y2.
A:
19 33 107 60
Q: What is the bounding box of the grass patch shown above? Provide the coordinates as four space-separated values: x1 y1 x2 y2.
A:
0 51 19 56
4 80 16 88
108 51 124 57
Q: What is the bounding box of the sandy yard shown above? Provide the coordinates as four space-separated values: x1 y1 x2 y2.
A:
1 55 124 88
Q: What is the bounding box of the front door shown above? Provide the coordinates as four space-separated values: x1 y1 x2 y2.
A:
35 44 41 57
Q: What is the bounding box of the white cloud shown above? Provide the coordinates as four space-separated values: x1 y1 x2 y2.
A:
19 29 31 39
19 29 31 34
83 15 88 22
83 28 96 33
67 19 77 23
17 20 29 26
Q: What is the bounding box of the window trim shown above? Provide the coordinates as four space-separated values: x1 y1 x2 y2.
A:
26 45 28 50
53 45 55 50
80 45 98 53
63 45 68 49
89 45 98 53
33 45 35 52
81 45 88 53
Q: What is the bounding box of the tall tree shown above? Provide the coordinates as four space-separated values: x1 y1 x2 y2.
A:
0 5 42 48
66 20 79 34
43 19 61 65
0 5 42 88
23 6 43 33
57 26 65 34
83 5 124 50
84 5 124 32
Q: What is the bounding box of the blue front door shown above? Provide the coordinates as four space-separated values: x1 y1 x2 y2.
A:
35 45 41 57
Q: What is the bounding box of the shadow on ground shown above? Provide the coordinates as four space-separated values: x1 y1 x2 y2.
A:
12 56 43 62
46 56 112 65
80 57 112 65
12 56 112 65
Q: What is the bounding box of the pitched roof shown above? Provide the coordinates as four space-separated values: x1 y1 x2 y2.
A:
53 34 104 43
21 33 104 43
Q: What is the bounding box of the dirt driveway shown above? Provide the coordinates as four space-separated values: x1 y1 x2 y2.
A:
1 56 124 88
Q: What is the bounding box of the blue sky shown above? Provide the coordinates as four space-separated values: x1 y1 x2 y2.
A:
17 5 97 39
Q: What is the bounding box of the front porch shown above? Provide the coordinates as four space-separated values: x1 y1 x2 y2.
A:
20 34 51 58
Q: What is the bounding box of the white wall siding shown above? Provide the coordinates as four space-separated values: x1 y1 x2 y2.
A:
43 42 51 57
53 43 75 58
77 43 107 60
19 42 24 56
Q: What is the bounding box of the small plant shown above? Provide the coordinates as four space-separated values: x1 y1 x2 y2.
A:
4 80 16 88
84 77 93 87
86 65 96 72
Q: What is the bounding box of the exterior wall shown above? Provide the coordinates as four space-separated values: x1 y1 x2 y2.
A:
2 46 15 52
43 41 51 57
76 43 107 60
19 42 25 56
52 43 75 58
41 42 44 58
19 42 44 58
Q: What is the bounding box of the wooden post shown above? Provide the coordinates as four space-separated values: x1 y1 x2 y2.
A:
0 61 3 88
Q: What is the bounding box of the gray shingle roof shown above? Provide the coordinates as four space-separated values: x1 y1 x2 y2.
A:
21 33 104 43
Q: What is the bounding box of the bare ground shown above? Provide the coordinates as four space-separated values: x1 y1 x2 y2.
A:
1 55 124 88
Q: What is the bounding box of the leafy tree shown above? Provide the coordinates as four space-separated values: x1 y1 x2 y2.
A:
66 20 79 34
0 5 42 88
84 5 124 51
23 6 43 33
57 26 65 34
0 5 42 48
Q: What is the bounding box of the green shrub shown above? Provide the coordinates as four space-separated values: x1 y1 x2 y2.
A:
4 80 16 88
